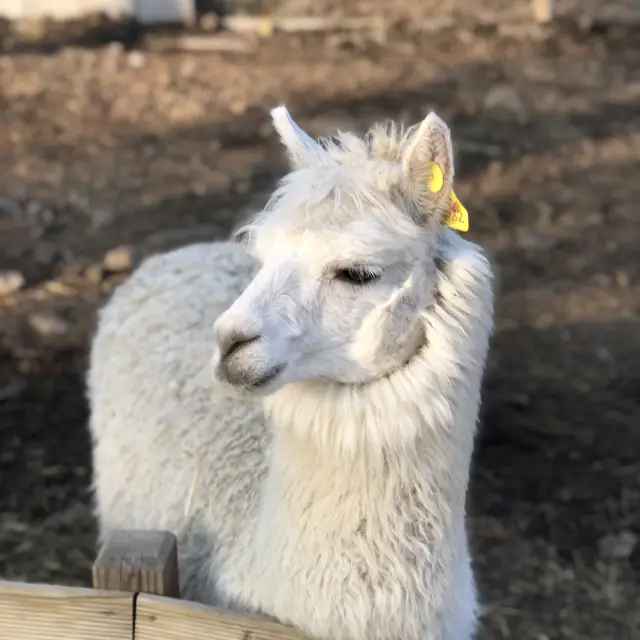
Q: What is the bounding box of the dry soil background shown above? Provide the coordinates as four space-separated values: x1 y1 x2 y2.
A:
0 2 639 639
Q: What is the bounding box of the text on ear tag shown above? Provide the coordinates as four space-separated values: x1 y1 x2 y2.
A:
445 190 469 232
425 162 469 232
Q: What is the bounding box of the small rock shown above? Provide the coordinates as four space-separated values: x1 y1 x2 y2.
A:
235 180 251 195
25 200 41 218
593 273 612 287
534 313 555 329
85 264 105 284
200 12 220 31
208 138 222 154
483 85 528 123
0 196 22 218
127 50 146 69
31 229 48 243
28 311 72 337
229 99 248 116
91 209 116 230
34 242 60 267
0 270 25 296
40 207 55 226
103 246 135 273
102 41 124 71
180 58 197 78
598 531 638 560
192 182 208 196
585 211 604 226
615 271 631 288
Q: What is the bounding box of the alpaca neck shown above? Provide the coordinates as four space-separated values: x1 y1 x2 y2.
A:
232 233 493 637
260 231 494 535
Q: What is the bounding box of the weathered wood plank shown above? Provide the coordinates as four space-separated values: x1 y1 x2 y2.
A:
93 530 180 598
0 580 133 640
136 593 309 640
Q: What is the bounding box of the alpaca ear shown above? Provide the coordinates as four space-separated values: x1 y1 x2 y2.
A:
271 105 325 169
401 112 467 231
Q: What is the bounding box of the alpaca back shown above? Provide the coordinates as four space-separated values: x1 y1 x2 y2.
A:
87 241 268 601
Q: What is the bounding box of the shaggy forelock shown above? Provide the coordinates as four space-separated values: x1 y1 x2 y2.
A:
250 122 433 242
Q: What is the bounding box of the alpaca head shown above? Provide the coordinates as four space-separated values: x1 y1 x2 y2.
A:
213 106 463 395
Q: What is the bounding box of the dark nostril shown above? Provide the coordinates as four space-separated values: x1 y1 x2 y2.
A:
219 331 261 361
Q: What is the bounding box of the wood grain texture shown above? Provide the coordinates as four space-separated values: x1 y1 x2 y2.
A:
136 593 309 640
0 580 133 640
92 530 180 597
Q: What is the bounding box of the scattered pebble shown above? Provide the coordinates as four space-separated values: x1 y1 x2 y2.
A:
127 50 146 69
0 270 25 296
595 346 612 362
615 271 631 288
200 12 220 31
25 200 41 218
33 242 59 267
0 196 22 218
229 99 248 116
103 245 135 273
598 531 638 560
91 209 116 230
483 85 529 123
28 311 72 337
85 264 105 283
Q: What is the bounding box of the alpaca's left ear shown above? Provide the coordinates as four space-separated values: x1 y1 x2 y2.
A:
271 105 326 169
401 112 467 231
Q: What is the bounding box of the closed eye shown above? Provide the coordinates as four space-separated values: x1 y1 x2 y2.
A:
334 266 382 285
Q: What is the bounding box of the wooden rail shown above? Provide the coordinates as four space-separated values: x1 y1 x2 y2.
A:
0 529 307 640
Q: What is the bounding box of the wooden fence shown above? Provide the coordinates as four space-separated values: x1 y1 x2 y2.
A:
0 530 307 640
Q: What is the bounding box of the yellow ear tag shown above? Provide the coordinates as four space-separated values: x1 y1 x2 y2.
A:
426 162 470 232
445 190 469 232
426 162 444 193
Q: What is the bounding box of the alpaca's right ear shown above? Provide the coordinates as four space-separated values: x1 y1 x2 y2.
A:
270 105 325 169
401 112 462 230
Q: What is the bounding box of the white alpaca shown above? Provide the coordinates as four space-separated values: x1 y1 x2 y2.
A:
88 106 494 640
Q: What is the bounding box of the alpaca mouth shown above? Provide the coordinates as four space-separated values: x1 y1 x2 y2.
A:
215 358 286 394
249 364 285 390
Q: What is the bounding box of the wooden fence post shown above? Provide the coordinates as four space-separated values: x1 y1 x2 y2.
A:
92 530 180 598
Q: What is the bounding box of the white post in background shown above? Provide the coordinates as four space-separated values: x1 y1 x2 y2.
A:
0 0 196 24
135 0 196 24
0 0 25 19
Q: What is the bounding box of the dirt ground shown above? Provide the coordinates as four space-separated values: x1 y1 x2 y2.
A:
1 2 639 638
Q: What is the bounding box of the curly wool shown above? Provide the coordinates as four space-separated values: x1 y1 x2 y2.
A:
88 227 493 640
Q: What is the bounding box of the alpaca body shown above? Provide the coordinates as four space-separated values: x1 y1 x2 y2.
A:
89 106 494 640
89 233 490 640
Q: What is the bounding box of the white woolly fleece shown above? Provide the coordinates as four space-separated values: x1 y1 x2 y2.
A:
88 227 493 640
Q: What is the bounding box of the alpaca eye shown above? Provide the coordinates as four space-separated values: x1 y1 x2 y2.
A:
335 266 381 285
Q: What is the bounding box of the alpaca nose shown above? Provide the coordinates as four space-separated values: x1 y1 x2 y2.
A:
216 328 261 362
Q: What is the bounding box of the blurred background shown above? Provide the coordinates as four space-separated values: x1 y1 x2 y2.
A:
0 0 639 638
